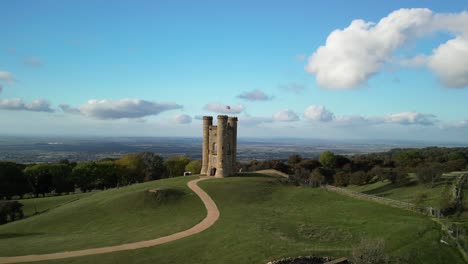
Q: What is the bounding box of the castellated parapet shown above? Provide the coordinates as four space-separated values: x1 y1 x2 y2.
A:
200 115 238 177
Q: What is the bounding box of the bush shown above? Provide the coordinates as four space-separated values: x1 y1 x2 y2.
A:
351 239 389 264
0 201 24 224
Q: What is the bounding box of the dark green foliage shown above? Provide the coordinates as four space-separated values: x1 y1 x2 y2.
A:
416 163 444 188
334 171 350 187
287 154 302 167
319 150 336 168
185 160 202 174
164 156 191 177
0 162 30 199
310 168 325 186
24 164 54 197
349 171 369 186
0 200 24 224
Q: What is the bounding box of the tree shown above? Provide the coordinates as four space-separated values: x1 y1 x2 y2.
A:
0 162 30 199
349 171 368 186
0 201 24 224
24 164 54 197
319 151 336 168
134 152 165 181
72 162 99 192
287 155 302 172
164 156 191 177
48 163 74 194
395 149 422 168
310 168 325 187
416 163 443 188
334 171 350 187
185 160 202 174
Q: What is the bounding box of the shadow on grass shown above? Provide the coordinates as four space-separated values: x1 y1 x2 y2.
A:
361 183 395 196
0 233 44 239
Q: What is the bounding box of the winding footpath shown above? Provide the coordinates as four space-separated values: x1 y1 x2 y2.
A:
0 177 219 264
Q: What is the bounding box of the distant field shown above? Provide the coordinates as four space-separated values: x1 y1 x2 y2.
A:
346 172 462 208
1 174 463 264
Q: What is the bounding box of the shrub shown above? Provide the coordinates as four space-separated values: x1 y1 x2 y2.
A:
351 239 389 264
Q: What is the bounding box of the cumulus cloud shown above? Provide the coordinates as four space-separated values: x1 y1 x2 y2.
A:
304 105 334 122
173 114 192 124
446 120 468 128
237 89 273 101
59 104 81 114
0 71 16 84
78 99 182 119
379 112 437 126
428 37 468 88
303 105 436 126
273 109 299 122
203 102 245 114
306 8 468 89
24 57 43 68
241 115 274 126
399 54 428 68
279 83 306 94
0 98 54 112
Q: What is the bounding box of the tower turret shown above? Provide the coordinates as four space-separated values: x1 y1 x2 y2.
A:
200 116 212 175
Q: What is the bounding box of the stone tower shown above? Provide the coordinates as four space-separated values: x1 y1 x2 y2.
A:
200 115 238 177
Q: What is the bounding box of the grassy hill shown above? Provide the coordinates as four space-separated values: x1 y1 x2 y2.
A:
0 176 205 256
345 172 463 208
0 174 464 264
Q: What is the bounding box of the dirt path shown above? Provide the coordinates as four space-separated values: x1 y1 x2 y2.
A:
0 177 219 264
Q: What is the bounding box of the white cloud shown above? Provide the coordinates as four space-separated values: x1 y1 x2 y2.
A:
173 114 192 124
279 83 306 94
306 8 468 89
304 105 334 122
273 109 299 122
59 104 81 114
0 98 54 112
203 102 245 114
0 71 16 84
78 99 182 119
237 89 273 101
303 105 436 126
379 112 437 126
428 37 468 88
240 114 274 126
446 119 468 128
399 54 428 68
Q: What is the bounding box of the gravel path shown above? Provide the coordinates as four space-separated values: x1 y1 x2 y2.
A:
0 177 219 264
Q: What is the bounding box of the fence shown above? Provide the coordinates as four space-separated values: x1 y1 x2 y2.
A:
322 184 434 216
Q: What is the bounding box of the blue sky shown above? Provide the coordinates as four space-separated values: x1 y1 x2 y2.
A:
1 0 468 142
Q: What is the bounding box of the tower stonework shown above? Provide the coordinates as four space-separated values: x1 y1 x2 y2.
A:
200 115 238 178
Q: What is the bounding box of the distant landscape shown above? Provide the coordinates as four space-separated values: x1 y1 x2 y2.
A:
1 135 466 164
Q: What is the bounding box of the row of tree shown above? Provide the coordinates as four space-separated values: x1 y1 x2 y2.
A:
240 147 468 188
0 153 202 199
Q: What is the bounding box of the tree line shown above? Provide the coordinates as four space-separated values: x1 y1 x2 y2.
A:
240 147 468 188
0 152 202 200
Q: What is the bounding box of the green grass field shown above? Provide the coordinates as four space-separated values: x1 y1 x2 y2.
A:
19 191 97 218
346 172 462 208
0 174 464 263
0 176 205 256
